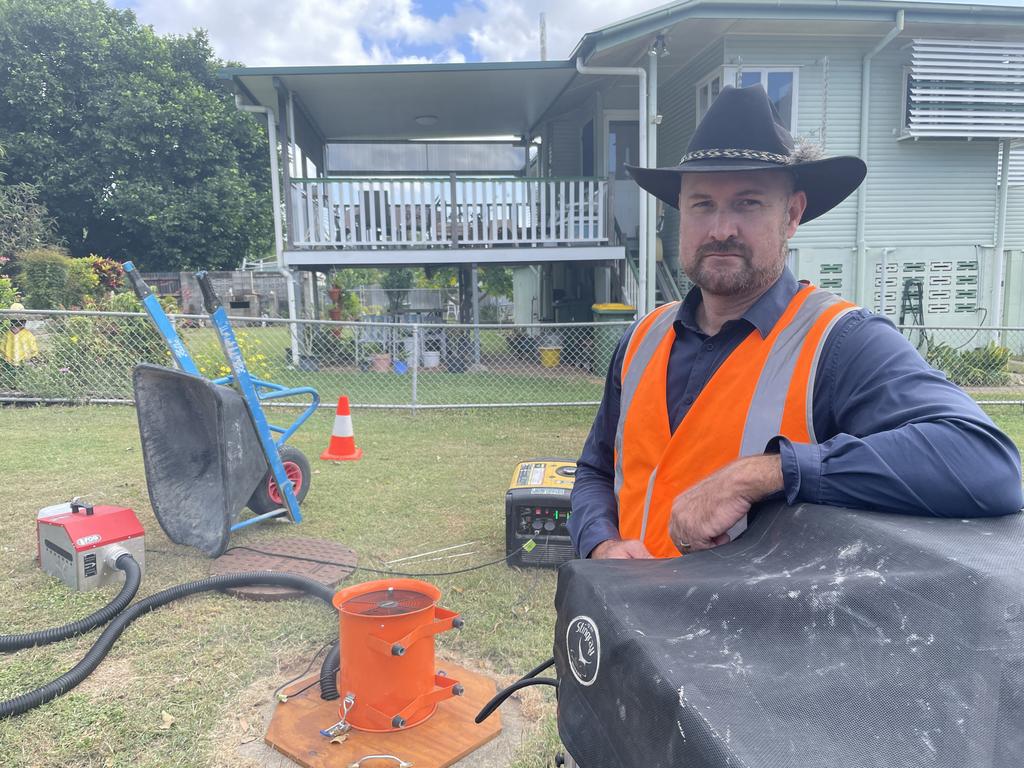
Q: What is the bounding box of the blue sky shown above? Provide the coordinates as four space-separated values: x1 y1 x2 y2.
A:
109 0 664 67
413 0 462 21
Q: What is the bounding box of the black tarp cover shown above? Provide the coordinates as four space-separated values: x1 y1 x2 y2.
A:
553 502 1024 768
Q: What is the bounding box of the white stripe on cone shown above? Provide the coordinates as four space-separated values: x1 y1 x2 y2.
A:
332 414 353 437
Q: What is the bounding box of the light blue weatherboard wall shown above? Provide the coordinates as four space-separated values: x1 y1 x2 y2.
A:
656 38 726 285
677 35 1002 326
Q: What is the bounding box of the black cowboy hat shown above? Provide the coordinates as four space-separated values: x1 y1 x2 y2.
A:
627 84 866 223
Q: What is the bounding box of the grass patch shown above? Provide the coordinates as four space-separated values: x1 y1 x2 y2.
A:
3 402 1022 766
177 324 605 406
0 405 592 767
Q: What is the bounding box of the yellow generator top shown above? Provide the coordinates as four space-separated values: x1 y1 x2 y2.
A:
508 459 577 491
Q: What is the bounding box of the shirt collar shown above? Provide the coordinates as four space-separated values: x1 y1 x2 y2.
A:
675 267 801 339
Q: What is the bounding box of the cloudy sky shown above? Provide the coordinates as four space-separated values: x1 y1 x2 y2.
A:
110 0 669 66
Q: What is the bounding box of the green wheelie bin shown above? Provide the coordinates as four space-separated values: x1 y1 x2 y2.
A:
591 303 636 375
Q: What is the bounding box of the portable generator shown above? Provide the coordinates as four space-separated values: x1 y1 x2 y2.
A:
36 501 146 591
505 459 576 568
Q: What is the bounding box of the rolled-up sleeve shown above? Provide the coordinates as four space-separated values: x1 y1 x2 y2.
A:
780 313 1023 517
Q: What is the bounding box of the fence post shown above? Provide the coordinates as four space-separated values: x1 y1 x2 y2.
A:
411 323 419 412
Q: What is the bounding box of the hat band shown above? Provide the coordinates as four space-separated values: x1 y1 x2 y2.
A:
680 148 790 165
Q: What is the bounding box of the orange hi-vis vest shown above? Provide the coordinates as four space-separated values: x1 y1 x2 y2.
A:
613 284 857 558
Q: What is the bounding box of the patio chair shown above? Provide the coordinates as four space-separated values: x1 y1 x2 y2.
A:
354 314 391 363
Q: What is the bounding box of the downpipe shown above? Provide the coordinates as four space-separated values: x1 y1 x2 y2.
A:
234 95 301 366
854 10 904 305
576 57 649 315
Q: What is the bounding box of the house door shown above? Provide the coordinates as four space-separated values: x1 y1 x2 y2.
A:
607 119 639 241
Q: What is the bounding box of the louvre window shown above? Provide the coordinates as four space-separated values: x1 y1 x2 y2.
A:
904 39 1024 139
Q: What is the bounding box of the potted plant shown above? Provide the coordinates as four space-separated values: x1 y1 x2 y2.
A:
362 342 391 372
328 272 344 304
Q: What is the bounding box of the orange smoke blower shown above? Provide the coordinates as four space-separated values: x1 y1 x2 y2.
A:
331 578 463 732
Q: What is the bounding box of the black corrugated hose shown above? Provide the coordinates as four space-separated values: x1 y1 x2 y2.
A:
0 554 143 653
475 656 558 724
0 560 338 718
319 641 340 700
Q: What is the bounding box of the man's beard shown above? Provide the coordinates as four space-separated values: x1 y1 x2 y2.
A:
684 236 785 297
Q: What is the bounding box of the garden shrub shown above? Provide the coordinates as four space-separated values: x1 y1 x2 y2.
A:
0 276 18 308
64 257 100 306
12 248 103 308
85 256 125 293
0 275 18 335
927 340 1011 387
14 247 70 308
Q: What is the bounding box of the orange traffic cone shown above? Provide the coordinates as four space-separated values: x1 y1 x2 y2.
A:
321 395 363 461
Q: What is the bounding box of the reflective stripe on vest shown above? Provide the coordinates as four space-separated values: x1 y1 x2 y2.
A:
613 285 857 557
613 301 680 505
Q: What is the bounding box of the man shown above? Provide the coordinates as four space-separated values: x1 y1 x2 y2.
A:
569 84 1022 560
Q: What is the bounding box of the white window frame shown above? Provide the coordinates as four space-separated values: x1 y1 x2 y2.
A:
695 70 724 126
603 109 640 180
712 66 798 134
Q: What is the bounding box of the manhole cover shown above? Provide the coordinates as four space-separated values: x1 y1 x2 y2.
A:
211 537 357 601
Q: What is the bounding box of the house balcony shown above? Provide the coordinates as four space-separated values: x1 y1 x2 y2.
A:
285 175 623 268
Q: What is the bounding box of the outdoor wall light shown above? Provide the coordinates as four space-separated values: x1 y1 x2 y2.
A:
650 34 670 57
414 114 439 126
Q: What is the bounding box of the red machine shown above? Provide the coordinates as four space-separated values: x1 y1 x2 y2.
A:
36 501 146 592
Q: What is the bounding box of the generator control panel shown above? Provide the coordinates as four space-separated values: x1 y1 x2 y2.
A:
505 459 577 569
515 504 571 535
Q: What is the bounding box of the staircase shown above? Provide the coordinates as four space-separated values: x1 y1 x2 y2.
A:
655 259 682 305
621 243 682 308
612 219 682 309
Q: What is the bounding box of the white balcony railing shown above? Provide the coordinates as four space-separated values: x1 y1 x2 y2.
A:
288 176 608 249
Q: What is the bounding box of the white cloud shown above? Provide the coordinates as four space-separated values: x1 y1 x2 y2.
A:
120 0 668 66
463 0 661 62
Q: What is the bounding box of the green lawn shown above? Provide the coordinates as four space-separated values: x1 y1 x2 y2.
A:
2 403 1023 767
0 405 593 767
178 324 606 406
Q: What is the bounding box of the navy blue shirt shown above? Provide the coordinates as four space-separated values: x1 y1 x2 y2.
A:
569 269 1023 558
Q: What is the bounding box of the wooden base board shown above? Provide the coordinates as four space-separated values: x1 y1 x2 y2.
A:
265 661 502 768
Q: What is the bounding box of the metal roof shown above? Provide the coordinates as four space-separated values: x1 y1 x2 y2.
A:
572 0 1024 61
220 0 1024 143
219 61 579 141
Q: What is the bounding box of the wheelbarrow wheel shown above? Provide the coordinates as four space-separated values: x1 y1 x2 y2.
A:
247 445 311 516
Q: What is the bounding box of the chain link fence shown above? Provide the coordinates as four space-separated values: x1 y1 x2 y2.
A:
0 309 622 408
3 310 1024 408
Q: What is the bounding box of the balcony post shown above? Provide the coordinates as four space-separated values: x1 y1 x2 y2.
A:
449 173 459 247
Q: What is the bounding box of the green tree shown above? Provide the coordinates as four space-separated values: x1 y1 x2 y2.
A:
0 144 60 267
0 0 272 271
0 181 58 262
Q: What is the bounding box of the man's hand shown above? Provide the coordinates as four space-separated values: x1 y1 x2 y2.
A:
590 538 653 559
668 454 784 554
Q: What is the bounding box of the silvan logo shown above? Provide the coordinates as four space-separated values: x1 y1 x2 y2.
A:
566 615 600 686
